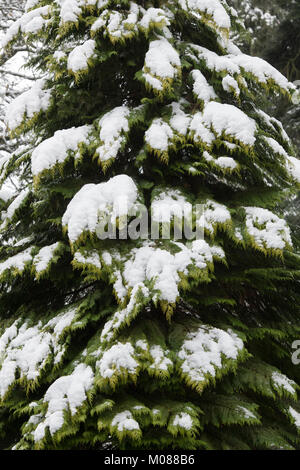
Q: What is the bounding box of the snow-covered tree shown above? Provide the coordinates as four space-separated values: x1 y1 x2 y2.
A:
0 0 300 450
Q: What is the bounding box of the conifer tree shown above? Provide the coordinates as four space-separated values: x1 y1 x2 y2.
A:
0 0 300 450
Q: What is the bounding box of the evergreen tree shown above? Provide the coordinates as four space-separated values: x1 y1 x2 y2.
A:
0 0 300 450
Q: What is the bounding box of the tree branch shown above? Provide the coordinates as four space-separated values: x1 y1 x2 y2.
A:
0 67 35 80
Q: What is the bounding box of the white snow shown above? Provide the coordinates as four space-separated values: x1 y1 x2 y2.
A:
74 250 102 269
111 411 140 432
97 342 138 379
145 119 174 152
56 0 85 25
151 190 192 223
96 106 130 162
179 0 231 30
62 174 139 242
264 136 289 159
67 39 96 73
34 363 94 442
215 156 238 170
0 187 14 203
149 345 173 372
122 240 224 304
229 54 294 92
31 125 92 176
190 45 240 75
244 207 292 250
189 112 215 145
202 101 257 147
6 79 51 131
25 0 41 11
191 69 217 103
0 308 77 399
143 37 181 91
198 200 231 234
140 7 170 31
101 283 149 342
33 242 61 275
173 412 193 430
0 248 33 278
169 102 191 136
2 188 30 225
222 75 240 96
271 372 297 396
286 156 300 184
1 6 51 48
237 406 257 420
289 407 300 428
178 326 243 385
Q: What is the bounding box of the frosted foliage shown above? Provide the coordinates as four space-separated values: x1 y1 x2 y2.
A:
140 7 170 30
271 372 297 396
178 327 243 384
215 156 237 170
146 100 257 153
143 38 181 91
151 190 192 223
265 137 289 158
0 309 77 398
33 243 60 275
222 75 240 96
191 45 240 75
1 6 51 48
286 156 300 183
198 200 231 233
67 39 96 73
101 283 149 342
96 107 130 162
74 250 101 269
173 412 193 430
56 0 85 25
97 342 138 379
33 364 94 442
289 407 300 429
202 102 257 146
229 54 293 92
62 175 139 242
149 345 172 372
0 188 14 203
111 411 140 431
122 240 224 304
25 0 41 12
179 0 230 30
6 80 51 131
169 102 191 135
237 406 256 420
145 119 174 152
31 125 92 176
0 248 33 277
1 189 30 226
191 70 217 103
244 207 292 250
189 45 293 92
90 4 168 41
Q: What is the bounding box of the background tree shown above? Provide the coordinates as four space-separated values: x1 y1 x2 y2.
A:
0 0 300 450
0 0 34 207
233 0 300 249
